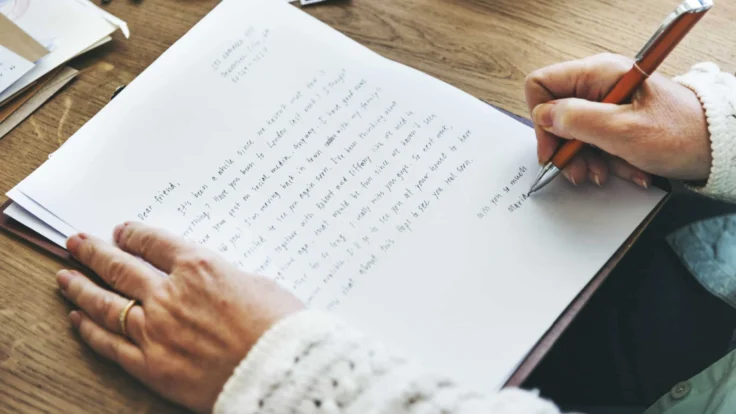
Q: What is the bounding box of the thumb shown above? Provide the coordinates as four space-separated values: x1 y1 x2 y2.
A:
531 98 639 157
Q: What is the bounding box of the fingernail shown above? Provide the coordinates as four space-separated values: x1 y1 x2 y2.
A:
113 224 125 244
564 171 578 186
593 174 601 187
637 177 649 189
532 103 554 129
57 269 74 290
69 311 81 329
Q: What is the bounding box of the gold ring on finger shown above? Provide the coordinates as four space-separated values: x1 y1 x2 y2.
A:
119 299 138 338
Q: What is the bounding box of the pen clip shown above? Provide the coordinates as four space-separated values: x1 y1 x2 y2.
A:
635 0 713 61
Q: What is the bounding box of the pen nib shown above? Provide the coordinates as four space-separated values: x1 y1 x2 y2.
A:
527 163 561 196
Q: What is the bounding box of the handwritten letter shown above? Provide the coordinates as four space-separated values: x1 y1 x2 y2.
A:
12 0 666 391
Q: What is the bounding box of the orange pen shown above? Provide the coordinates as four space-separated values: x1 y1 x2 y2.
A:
527 0 713 195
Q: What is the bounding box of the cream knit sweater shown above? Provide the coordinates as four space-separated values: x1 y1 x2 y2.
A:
214 64 736 414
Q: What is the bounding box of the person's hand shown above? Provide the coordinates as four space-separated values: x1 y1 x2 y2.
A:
525 53 712 188
55 222 304 413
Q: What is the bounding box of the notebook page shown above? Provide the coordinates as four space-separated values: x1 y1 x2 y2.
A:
12 0 665 390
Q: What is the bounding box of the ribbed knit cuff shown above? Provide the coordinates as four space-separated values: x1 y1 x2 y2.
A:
673 62 736 202
213 310 343 413
213 310 562 414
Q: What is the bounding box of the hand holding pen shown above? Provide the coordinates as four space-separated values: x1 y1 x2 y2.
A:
527 0 713 195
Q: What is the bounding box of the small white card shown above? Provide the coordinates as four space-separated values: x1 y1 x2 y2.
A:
0 44 34 93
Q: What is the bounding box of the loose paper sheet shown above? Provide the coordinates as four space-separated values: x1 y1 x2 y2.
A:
0 44 33 92
11 0 665 390
0 66 78 139
4 202 67 246
0 0 121 103
0 13 48 62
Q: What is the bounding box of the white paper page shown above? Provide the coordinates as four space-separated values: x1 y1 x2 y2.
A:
71 0 130 39
4 202 67 246
0 44 34 92
12 0 665 391
8 189 77 238
79 36 112 56
0 0 119 102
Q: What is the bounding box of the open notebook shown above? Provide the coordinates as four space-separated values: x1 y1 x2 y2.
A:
1 0 668 390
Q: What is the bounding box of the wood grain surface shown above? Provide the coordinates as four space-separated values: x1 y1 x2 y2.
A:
1 0 734 412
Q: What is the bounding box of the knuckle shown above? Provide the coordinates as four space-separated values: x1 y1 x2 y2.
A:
150 283 175 306
95 294 114 317
177 251 214 273
81 242 99 265
524 70 541 87
78 317 93 343
105 338 121 363
106 259 128 289
117 224 134 249
556 102 575 129
138 232 157 258
524 68 550 97
578 63 600 99
65 275 83 300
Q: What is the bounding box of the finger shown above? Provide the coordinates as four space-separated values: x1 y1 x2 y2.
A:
531 98 643 158
562 154 587 186
535 125 559 164
525 54 633 164
66 233 160 300
605 154 652 189
584 150 609 187
524 53 633 111
70 310 146 379
114 222 194 273
58 269 145 344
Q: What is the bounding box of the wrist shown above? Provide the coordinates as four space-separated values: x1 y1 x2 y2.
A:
673 62 736 199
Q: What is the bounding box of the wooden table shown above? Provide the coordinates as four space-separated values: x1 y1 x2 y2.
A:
1 0 734 412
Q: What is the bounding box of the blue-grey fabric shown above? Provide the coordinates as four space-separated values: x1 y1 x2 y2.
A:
667 214 736 309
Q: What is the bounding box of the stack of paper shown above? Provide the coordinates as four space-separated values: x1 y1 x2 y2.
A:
0 0 128 138
1 0 666 391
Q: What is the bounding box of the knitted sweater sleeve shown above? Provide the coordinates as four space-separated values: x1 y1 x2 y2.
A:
213 310 561 414
673 62 736 202
213 64 736 414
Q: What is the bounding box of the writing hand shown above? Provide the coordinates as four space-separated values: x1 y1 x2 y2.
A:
525 53 711 188
56 223 304 413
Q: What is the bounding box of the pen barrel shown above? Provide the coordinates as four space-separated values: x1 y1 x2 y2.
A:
551 140 584 168
602 67 646 104
637 11 708 76
547 8 710 171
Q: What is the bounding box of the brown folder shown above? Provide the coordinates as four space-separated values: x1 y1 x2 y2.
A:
0 199 72 261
